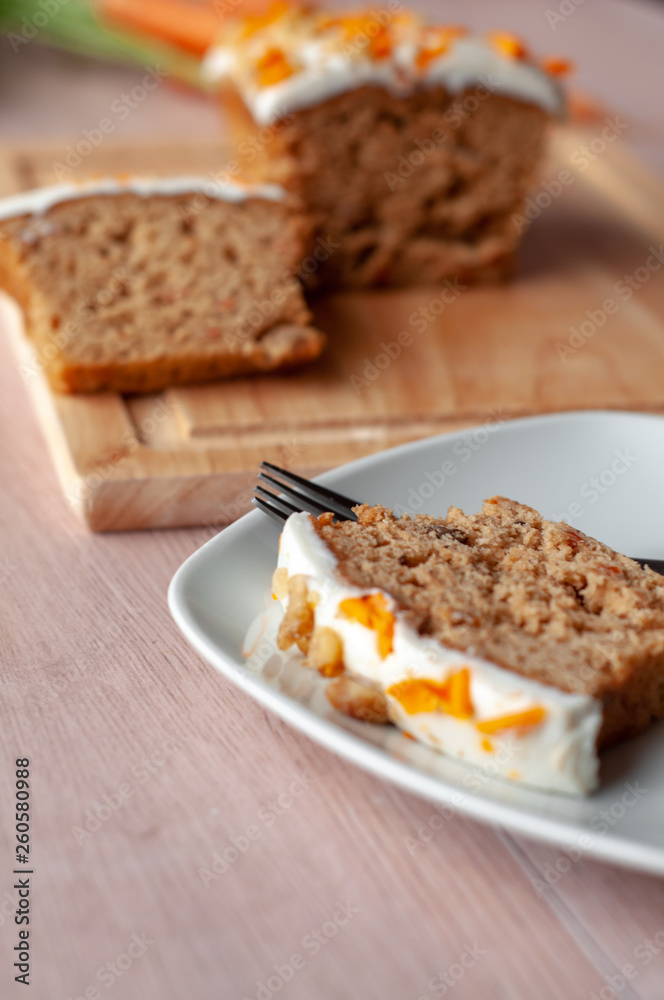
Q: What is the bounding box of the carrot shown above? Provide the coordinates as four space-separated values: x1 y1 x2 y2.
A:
99 0 225 56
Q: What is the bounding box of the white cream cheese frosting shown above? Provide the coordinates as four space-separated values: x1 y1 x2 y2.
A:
423 38 564 113
277 512 602 796
204 8 565 126
0 175 285 224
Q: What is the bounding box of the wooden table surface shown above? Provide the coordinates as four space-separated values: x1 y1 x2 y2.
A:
2 2 664 998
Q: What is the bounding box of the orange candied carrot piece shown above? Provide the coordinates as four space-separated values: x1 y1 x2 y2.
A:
476 706 546 734
416 44 447 71
338 593 394 659
487 30 528 60
416 26 468 71
387 669 474 720
256 47 294 86
444 668 473 719
387 679 440 715
332 14 392 58
370 27 392 60
541 56 574 76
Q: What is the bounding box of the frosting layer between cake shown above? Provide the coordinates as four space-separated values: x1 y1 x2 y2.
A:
277 512 602 796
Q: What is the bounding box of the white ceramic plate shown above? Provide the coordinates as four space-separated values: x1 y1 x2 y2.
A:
169 410 664 874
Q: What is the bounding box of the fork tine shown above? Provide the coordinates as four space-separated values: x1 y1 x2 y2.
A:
258 471 356 520
260 462 359 520
252 493 293 523
254 485 303 520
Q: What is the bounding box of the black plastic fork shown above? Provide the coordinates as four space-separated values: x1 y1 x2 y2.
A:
252 462 664 576
254 461 359 523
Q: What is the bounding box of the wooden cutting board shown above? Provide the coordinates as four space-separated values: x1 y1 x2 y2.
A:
2 128 664 531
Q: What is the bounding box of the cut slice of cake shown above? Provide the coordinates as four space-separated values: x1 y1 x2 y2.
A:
205 4 567 288
272 497 664 794
0 177 325 393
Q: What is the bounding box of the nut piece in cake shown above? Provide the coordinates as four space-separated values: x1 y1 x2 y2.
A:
307 626 345 677
277 573 315 654
326 676 389 724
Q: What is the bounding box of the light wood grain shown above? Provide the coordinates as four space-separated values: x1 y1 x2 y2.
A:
4 126 664 530
503 832 664 998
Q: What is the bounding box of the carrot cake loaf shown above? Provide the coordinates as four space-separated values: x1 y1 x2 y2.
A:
272 497 664 794
0 177 325 393
205 3 568 288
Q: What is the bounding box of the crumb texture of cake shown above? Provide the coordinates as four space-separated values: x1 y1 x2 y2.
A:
229 85 548 287
0 179 325 393
207 3 566 287
273 498 664 795
315 498 664 750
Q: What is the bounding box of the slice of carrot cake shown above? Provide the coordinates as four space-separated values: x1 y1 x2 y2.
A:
205 3 567 288
272 497 664 794
0 177 325 393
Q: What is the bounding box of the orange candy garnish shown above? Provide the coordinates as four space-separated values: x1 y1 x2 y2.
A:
416 45 447 71
323 14 393 59
387 668 474 720
324 14 363 37
416 26 468 71
387 679 439 715
370 26 392 60
242 0 291 38
256 47 294 86
542 56 573 76
476 706 546 734
488 31 528 60
442 668 474 718
338 593 394 659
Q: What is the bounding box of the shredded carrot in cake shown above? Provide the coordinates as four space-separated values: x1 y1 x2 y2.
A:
387 669 474 720
256 47 295 86
488 31 528 60
338 593 394 658
476 706 546 734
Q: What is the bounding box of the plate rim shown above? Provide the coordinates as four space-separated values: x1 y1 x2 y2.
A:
169 408 664 875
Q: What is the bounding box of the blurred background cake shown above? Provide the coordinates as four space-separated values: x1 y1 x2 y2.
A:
0 177 323 392
204 3 567 288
